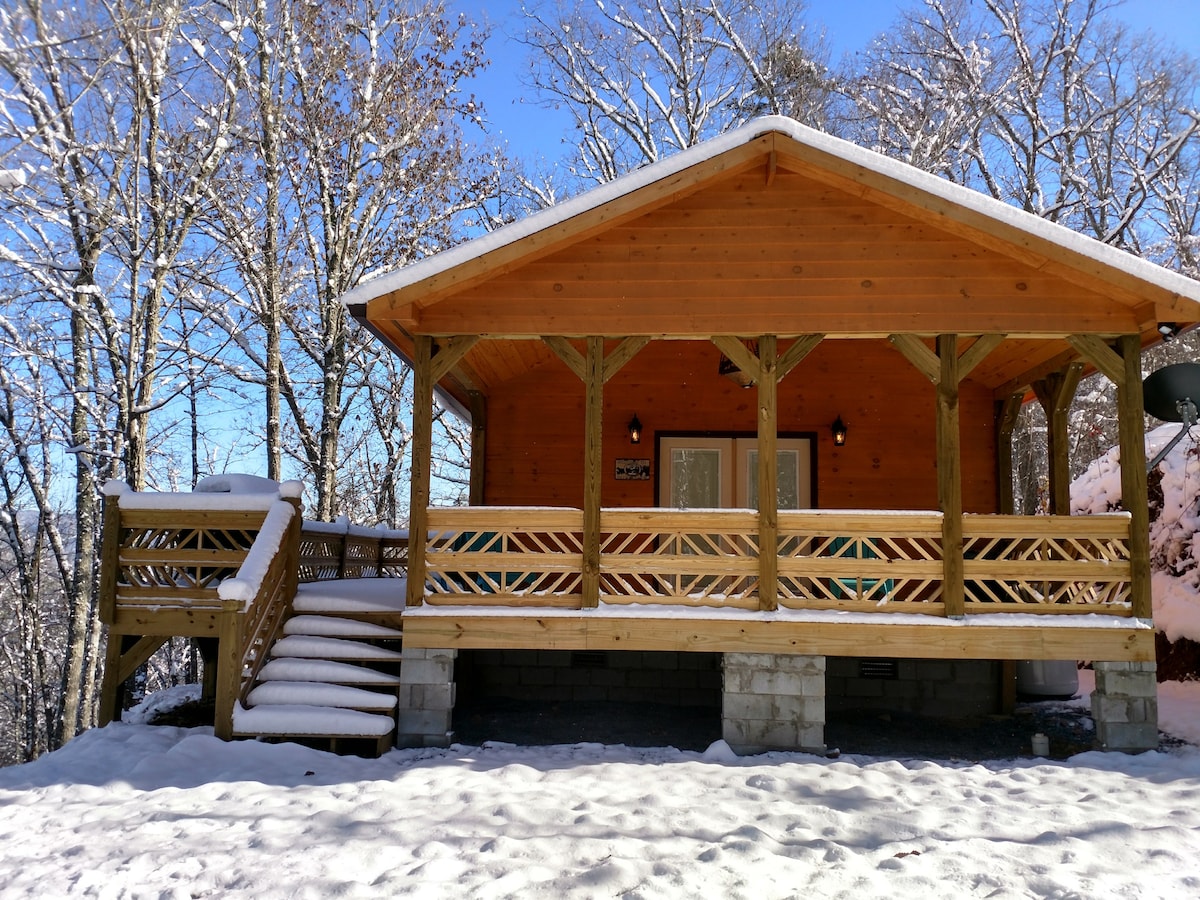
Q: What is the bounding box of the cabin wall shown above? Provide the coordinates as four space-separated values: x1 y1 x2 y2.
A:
482 339 998 512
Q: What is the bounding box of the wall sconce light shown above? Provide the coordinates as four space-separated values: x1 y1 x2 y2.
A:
831 415 847 446
628 413 643 445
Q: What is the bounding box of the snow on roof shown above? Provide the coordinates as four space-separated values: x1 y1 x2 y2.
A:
340 115 1200 310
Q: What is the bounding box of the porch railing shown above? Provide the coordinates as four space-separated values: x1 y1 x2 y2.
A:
420 506 1134 617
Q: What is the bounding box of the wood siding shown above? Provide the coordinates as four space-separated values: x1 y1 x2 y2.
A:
482 338 997 512
409 169 1138 340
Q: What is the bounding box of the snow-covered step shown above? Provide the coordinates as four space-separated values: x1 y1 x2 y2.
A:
284 615 403 640
246 681 397 712
270 634 405 662
232 703 395 738
258 657 402 686
293 579 406 614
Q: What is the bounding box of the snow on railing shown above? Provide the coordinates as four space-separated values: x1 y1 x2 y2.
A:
218 500 297 608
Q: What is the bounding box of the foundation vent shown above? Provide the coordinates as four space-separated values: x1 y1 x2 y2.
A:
571 651 608 669
859 659 900 680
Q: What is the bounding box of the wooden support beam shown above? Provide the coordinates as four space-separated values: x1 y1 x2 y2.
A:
889 334 941 384
710 335 761 380
1032 363 1084 515
429 335 480 382
469 390 487 506
543 335 587 381
777 334 824 381
213 607 241 742
403 614 1155 661
958 333 1006 380
116 635 170 685
992 346 1080 401
1066 335 1125 386
98 634 129 726
407 335 434 609
996 393 1023 515
757 335 779 611
99 494 121 625
1116 334 1153 620
937 335 965 618
765 149 778 187
583 337 604 608
602 336 651 383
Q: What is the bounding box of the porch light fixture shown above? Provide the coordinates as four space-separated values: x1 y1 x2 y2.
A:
1158 322 1182 342
831 415 848 446
628 413 643 445
717 339 758 388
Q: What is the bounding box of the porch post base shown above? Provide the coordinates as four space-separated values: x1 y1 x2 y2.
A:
397 648 457 749
1091 661 1158 753
721 653 826 755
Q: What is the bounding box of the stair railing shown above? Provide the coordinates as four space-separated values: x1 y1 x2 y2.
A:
216 495 304 733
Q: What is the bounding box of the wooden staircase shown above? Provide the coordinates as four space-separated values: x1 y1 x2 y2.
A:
98 484 409 757
234 603 405 757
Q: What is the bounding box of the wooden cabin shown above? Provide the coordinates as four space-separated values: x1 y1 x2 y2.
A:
344 116 1200 753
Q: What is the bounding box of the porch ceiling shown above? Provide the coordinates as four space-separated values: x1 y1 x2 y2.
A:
354 123 1200 407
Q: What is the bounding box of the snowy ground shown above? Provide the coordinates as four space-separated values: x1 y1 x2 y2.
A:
2 679 1200 899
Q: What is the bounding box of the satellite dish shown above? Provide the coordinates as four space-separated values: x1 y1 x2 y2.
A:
1142 363 1200 471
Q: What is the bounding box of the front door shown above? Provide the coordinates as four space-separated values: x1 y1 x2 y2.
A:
658 436 814 511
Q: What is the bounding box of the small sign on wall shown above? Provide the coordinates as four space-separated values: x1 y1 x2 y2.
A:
615 458 651 480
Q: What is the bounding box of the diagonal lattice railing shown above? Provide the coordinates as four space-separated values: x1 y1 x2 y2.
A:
962 514 1132 611
777 512 946 610
601 509 761 608
424 508 585 606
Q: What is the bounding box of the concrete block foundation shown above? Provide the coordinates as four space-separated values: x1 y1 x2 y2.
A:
1092 661 1158 752
722 653 826 755
397 648 457 748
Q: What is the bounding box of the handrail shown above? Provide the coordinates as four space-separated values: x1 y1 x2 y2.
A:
216 499 303 716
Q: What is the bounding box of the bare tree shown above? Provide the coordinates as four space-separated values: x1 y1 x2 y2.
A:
520 0 833 183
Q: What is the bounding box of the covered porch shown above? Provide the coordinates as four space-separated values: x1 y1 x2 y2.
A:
345 118 1200 751
395 333 1153 667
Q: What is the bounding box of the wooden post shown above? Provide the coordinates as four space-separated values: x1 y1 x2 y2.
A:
1033 363 1084 515
98 494 121 624
582 337 604 608
757 335 779 611
469 390 487 506
406 334 433 609
213 604 242 741
1116 335 1152 619
97 633 128 726
282 495 303 602
937 335 965 618
996 393 1023 515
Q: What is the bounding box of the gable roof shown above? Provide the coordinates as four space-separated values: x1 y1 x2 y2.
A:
345 116 1200 402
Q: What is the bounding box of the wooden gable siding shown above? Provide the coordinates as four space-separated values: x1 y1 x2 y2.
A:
412 168 1136 341
482 339 998 513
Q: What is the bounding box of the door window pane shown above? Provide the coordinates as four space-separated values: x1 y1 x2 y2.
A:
745 449 802 510
670 449 722 509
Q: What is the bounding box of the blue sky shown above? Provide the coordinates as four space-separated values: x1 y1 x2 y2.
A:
453 0 1200 159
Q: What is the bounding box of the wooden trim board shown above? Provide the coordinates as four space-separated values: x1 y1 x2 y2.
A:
402 614 1153 661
